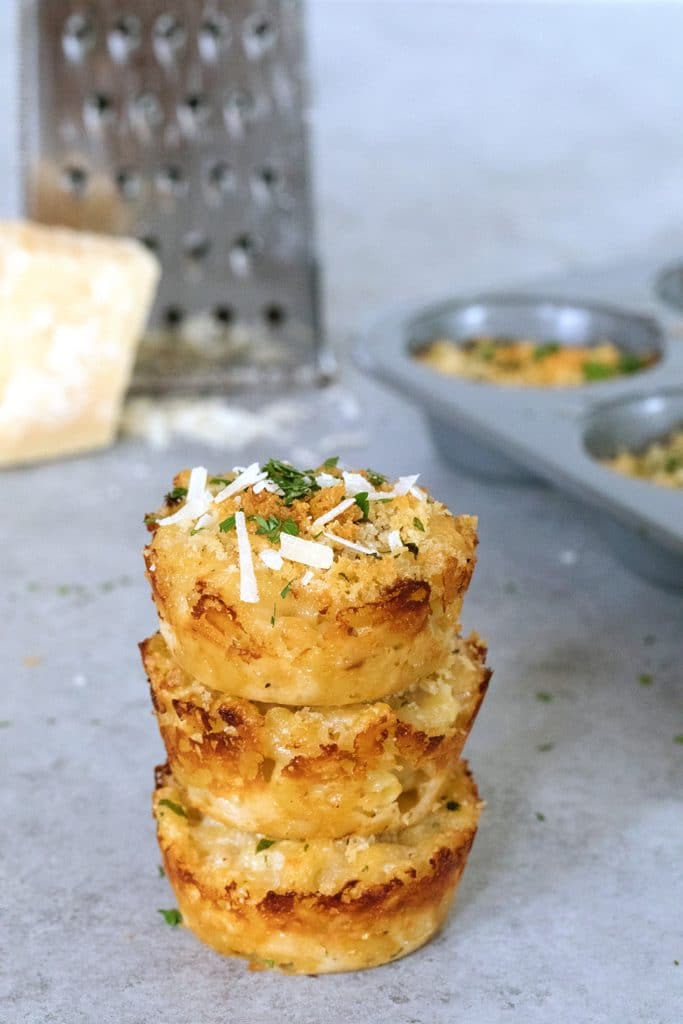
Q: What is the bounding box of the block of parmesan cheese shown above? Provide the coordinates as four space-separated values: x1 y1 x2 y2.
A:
0 221 160 467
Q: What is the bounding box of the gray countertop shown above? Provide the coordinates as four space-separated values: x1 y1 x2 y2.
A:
2 3 683 1023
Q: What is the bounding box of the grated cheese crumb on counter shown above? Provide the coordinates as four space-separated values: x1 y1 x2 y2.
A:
280 533 334 569
235 510 259 603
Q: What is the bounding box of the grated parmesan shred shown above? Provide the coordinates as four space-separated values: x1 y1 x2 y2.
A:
280 533 334 569
235 510 259 602
213 463 265 503
310 497 357 531
259 549 284 570
324 532 378 556
156 465 212 526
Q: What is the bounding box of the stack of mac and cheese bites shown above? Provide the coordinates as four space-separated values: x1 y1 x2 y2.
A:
142 460 489 973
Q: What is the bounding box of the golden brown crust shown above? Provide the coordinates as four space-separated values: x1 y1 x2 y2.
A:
142 632 491 839
154 760 481 974
144 465 477 705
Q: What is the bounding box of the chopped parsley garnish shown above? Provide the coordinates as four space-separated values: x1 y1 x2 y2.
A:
158 864 165 878
638 673 653 687
250 514 299 544
535 691 553 703
537 742 554 752
262 459 320 505
446 800 460 811
0 720 12 728
144 515 158 525
533 342 561 360
476 342 496 362
366 468 387 488
256 838 276 853
583 361 616 381
158 908 182 927
665 455 683 473
158 798 187 818
165 486 188 504
674 734 683 745
219 514 236 532
536 812 546 822
270 605 276 627
413 517 425 532
263 959 276 969
354 492 370 520
280 579 296 599
618 352 645 374
323 456 340 468
210 476 232 486
404 542 419 558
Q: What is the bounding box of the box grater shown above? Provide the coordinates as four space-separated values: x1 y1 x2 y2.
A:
20 0 332 392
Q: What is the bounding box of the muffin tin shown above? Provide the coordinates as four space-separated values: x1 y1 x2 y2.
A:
357 254 683 589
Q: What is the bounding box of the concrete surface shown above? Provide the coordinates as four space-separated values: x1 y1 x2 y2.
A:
2 3 683 1024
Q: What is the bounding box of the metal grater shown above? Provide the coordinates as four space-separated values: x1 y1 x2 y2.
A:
20 0 332 392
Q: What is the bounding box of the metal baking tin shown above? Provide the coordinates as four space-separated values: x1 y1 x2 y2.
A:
357 254 683 590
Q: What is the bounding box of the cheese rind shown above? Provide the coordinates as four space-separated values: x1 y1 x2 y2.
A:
0 221 160 467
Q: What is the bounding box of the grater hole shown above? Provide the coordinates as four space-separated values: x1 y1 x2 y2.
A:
116 168 142 200
84 92 115 130
206 160 235 197
164 306 185 328
183 231 211 262
62 13 96 62
156 164 188 197
198 12 231 62
213 304 235 326
263 304 286 328
178 93 211 134
153 13 187 62
229 235 255 277
251 165 280 203
224 90 257 135
243 14 277 59
131 93 165 132
108 15 142 61
139 234 161 255
61 165 89 197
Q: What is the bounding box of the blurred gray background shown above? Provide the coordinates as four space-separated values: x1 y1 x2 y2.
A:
3 1 683 336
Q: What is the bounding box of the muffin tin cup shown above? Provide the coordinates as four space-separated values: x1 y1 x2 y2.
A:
356 265 683 590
